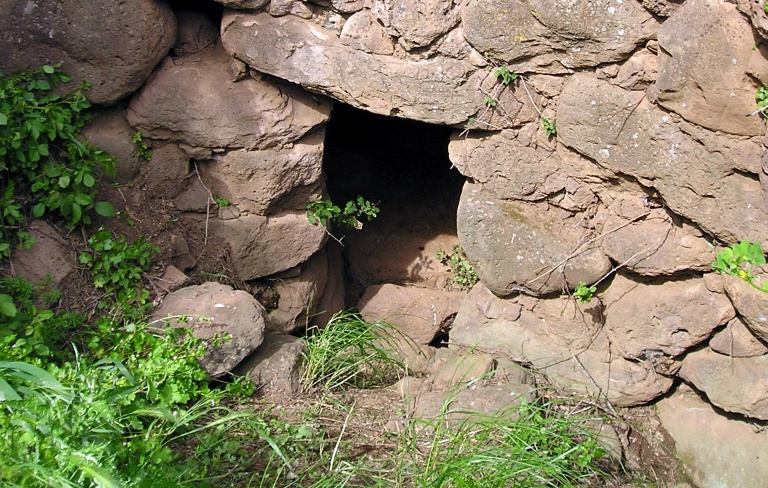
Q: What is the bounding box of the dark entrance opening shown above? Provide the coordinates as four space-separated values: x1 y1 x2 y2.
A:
322 103 464 304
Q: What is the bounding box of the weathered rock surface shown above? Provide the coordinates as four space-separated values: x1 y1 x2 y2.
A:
221 11 488 125
737 0 768 40
457 182 612 296
409 385 535 422
448 128 589 205
709 317 768 358
371 0 459 49
81 108 143 183
461 0 658 73
425 348 496 391
169 234 197 272
451 284 673 406
311 242 346 328
658 388 768 488
157 265 190 294
327 0 365 14
722 273 768 342
128 45 331 150
0 0 176 104
10 221 75 290
173 178 210 212
613 45 659 90
265 247 329 334
340 10 396 55
603 274 734 359
651 0 766 136
209 212 327 281
639 0 682 16
214 0 270 8
139 143 190 198
152 282 266 378
559 73 768 249
199 132 325 215
680 348 768 420
379 334 436 374
234 334 307 397
358 284 465 345
599 199 715 276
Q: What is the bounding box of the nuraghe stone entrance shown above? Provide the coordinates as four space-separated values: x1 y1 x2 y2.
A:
322 103 464 301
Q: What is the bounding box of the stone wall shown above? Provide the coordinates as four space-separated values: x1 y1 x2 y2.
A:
4 0 768 482
222 0 768 417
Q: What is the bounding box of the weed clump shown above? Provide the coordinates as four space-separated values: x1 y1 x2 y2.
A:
301 311 403 392
436 245 479 290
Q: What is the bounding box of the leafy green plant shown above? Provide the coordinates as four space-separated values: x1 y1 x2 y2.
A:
0 184 23 257
301 311 403 392
482 95 497 108
306 195 379 229
78 228 158 308
713 240 768 293
756 83 768 116
764 2 768 15
0 271 284 488
494 66 519 86
0 334 276 488
542 117 557 137
573 281 597 304
0 293 14 318
0 64 115 238
215 196 229 208
437 245 479 290
132 131 152 161
0 277 79 365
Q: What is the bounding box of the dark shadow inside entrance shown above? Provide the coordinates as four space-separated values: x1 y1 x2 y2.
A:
322 103 465 303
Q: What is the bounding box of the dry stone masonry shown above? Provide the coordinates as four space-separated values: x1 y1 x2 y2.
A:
5 0 768 484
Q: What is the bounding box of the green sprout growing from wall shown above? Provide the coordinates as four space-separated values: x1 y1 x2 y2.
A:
712 240 768 293
307 196 379 230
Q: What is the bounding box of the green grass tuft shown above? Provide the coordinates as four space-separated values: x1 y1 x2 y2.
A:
301 311 405 392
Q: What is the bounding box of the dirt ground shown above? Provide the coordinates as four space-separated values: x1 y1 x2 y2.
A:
247 382 684 488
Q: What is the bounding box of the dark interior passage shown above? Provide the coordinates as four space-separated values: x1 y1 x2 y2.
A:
322 103 465 297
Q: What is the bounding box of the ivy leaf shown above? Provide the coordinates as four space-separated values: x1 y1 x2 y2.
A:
0 113 7 125
32 203 45 218
83 173 95 188
71 202 82 223
94 201 116 217
0 294 17 317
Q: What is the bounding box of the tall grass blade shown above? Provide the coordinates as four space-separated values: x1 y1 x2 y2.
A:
0 374 21 400
79 464 127 488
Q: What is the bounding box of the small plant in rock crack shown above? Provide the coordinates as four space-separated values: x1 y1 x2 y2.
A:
494 66 519 86
306 195 379 230
573 281 597 304
483 95 498 108
132 131 152 161
215 196 229 208
713 240 768 293
542 117 557 137
437 245 479 290
756 84 768 117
